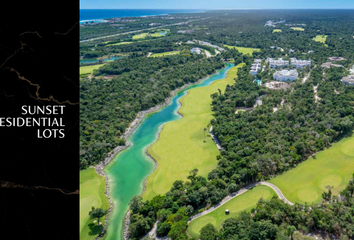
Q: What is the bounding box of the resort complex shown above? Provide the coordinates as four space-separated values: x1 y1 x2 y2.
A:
250 59 262 75
273 69 298 81
78 9 354 240
190 47 202 54
266 57 289 68
290 58 311 69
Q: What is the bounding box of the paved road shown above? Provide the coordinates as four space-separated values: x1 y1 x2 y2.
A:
141 181 292 239
187 181 293 223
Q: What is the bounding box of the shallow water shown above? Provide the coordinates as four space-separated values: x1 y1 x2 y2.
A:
80 56 122 65
104 63 233 240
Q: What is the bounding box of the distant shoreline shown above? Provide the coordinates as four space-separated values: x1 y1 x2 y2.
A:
79 9 205 22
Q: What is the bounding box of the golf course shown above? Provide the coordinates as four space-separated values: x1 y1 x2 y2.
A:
80 168 109 240
150 51 180 57
187 185 276 239
104 64 236 240
223 45 260 55
291 27 305 31
312 35 328 46
143 63 245 200
270 133 354 204
80 64 105 76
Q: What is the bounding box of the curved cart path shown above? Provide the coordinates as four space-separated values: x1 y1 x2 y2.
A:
142 181 293 239
187 181 293 223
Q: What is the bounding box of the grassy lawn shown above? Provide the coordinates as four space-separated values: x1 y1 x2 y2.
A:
224 45 260 55
150 29 169 37
132 32 149 40
312 35 328 46
143 64 245 200
80 64 105 76
270 133 354 204
273 29 282 33
80 168 109 240
291 27 305 31
150 51 180 57
187 185 276 239
106 41 133 46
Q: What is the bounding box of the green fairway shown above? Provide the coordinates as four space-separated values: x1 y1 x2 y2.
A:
270 134 354 204
291 27 305 31
223 45 260 55
273 29 282 33
143 64 245 200
150 51 180 57
80 168 109 240
312 35 328 46
150 29 169 37
80 64 105 76
187 185 276 239
106 41 133 46
132 32 149 40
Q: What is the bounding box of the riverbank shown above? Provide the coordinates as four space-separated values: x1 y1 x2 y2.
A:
143 63 244 200
92 65 228 240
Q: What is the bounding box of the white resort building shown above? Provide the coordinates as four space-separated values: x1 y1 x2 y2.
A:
190 47 202 54
266 58 289 68
341 75 354 86
290 58 311 69
274 69 298 81
250 59 262 75
350 65 354 74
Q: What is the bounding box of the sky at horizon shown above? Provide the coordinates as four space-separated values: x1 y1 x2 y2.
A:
80 0 354 10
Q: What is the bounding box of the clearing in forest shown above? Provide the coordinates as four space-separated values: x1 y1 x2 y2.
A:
291 27 305 31
106 41 133 46
187 185 276 239
312 35 328 46
132 32 149 39
143 63 245 200
273 29 282 33
150 51 180 57
80 168 109 240
223 45 260 55
80 64 105 76
270 134 354 204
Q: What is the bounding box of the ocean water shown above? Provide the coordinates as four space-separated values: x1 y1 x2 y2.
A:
80 9 204 22
104 64 233 240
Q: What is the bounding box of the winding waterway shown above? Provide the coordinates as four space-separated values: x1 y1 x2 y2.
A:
104 63 234 240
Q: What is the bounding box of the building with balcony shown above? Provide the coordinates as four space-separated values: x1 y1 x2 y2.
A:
274 69 298 81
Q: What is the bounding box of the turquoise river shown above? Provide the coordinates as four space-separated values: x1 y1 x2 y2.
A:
104 63 234 240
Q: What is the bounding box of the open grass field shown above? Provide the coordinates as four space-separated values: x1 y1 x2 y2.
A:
187 185 276 239
132 32 149 40
143 63 245 200
223 45 260 55
106 41 133 46
80 168 109 240
273 29 282 33
150 29 169 37
291 27 305 31
270 133 354 204
150 51 180 57
80 64 105 76
312 35 328 46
